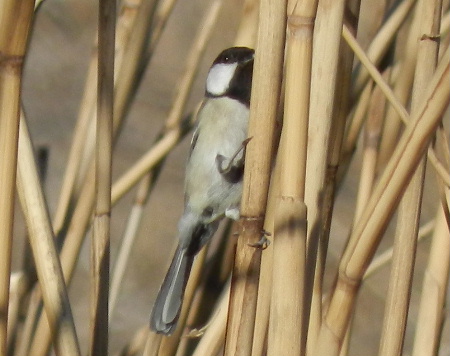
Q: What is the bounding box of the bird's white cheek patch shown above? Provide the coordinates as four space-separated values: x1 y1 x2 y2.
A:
206 63 237 96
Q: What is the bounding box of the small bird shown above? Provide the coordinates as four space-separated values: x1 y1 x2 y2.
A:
150 47 254 335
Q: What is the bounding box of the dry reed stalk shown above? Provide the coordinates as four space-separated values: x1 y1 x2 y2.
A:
378 0 442 354
16 116 81 356
342 24 450 186
364 219 435 279
223 0 287 355
251 161 280 356
90 0 116 353
27 1 161 354
142 333 162 356
354 70 388 222
7 272 27 349
377 2 422 168
352 0 415 97
300 1 346 353
112 0 222 203
355 0 388 49
234 0 259 47
268 0 319 354
191 283 231 356
109 175 152 320
340 82 373 176
52 0 148 236
108 5 223 322
14 287 42 356
321 5 363 354
114 326 149 356
314 51 450 356
412 206 450 356
0 2 35 354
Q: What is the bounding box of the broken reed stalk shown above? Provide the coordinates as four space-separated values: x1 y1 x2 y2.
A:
90 0 116 353
314 50 450 356
16 115 81 356
412 206 450 356
302 0 346 353
0 0 34 353
223 0 287 355
378 0 442 355
268 1 318 356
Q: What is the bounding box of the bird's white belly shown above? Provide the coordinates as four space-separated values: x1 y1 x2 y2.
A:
185 97 249 216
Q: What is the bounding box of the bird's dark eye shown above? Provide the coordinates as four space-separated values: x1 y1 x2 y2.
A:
224 56 230 62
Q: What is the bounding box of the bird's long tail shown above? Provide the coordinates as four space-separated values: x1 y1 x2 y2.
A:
150 245 194 335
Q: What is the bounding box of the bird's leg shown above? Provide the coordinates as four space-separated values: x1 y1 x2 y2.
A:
216 137 252 175
248 229 271 250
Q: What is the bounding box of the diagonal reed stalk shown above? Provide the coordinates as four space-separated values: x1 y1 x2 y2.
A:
314 49 450 356
0 0 35 353
223 0 287 355
16 115 81 356
90 0 116 353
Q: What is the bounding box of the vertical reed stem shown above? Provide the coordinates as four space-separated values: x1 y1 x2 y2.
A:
0 1 34 353
90 0 116 353
224 0 287 354
378 0 442 354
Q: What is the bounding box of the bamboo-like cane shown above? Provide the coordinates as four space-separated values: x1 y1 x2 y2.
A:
0 1 35 353
223 1 287 355
412 205 450 356
314 50 450 356
16 115 81 356
377 0 442 354
268 0 319 355
301 1 346 353
90 0 116 353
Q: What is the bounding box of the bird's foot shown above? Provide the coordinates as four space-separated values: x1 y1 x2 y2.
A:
248 230 271 250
